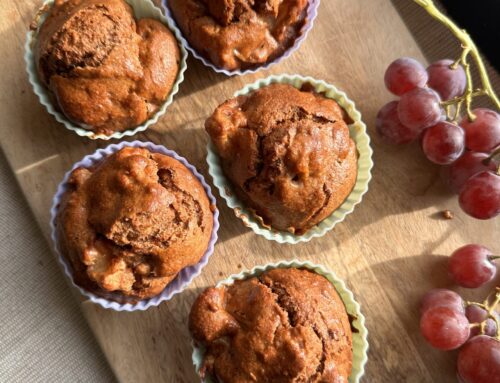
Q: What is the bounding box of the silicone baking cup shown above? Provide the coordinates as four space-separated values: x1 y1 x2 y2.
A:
207 74 374 244
162 0 320 76
192 260 369 383
25 0 188 140
50 141 219 311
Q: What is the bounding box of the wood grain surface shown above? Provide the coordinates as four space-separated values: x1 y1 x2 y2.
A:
1 0 498 381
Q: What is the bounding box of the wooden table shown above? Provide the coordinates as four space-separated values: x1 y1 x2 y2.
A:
1 0 498 381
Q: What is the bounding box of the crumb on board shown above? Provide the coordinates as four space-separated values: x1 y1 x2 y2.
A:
442 210 454 220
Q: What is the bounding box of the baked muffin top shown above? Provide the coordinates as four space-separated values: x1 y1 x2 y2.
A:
168 0 308 70
36 0 180 135
56 147 214 300
205 83 358 234
190 268 353 382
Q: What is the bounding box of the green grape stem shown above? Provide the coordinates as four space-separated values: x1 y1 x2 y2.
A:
441 90 487 107
485 147 500 166
414 0 500 120
465 288 500 339
488 149 500 175
491 290 500 340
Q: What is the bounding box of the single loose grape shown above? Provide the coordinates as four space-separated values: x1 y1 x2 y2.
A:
446 151 497 193
459 171 500 219
398 87 442 131
420 306 470 350
384 57 428 96
461 108 500 153
448 244 496 288
376 101 421 144
457 336 500 383
427 59 466 101
420 289 465 315
422 121 465 165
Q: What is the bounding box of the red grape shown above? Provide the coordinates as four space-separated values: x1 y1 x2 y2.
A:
398 87 442 131
459 171 500 219
461 108 500 153
448 244 496 288
457 336 500 383
420 288 465 315
422 121 465 164
466 305 499 337
376 101 421 144
420 306 470 350
446 151 497 193
384 57 428 96
427 59 466 101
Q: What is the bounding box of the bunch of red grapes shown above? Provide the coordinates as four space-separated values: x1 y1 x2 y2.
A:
377 57 500 219
420 244 499 382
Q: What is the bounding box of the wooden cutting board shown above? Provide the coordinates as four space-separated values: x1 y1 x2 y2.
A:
1 0 498 381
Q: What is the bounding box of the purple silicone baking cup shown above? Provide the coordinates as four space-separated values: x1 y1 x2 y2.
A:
49 141 220 311
161 0 320 76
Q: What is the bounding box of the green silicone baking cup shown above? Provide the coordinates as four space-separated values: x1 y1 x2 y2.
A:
192 260 369 383
24 0 188 140
206 74 373 243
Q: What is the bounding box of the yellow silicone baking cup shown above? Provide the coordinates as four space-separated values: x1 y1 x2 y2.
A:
206 74 373 244
25 0 188 140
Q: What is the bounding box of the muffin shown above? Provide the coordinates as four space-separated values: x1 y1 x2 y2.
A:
55 146 214 301
190 267 353 382
35 0 181 135
168 0 309 71
205 83 358 234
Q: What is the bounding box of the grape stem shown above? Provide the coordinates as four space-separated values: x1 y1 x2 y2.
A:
441 90 487 107
413 0 500 120
486 147 500 162
491 290 500 340
465 288 500 339
485 147 500 176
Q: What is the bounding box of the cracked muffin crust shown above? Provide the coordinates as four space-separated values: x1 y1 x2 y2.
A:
35 0 181 135
56 147 214 301
190 267 353 382
168 0 309 70
206 83 358 234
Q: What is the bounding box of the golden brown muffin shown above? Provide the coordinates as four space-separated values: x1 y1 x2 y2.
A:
168 0 309 70
206 83 358 234
35 0 180 135
56 147 214 301
190 268 353 382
